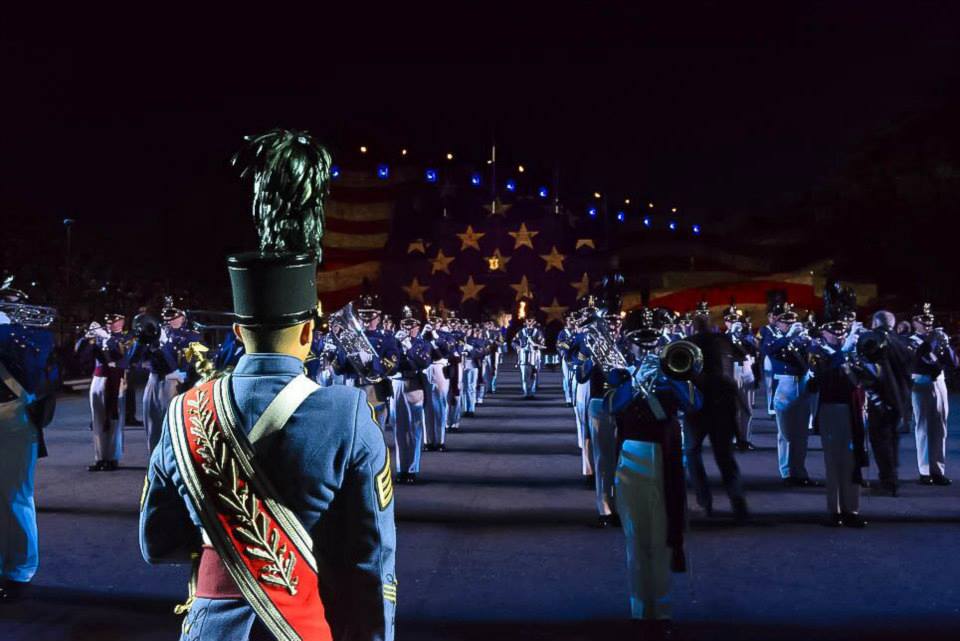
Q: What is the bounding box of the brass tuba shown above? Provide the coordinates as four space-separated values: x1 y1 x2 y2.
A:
576 309 629 373
327 302 383 384
0 301 58 328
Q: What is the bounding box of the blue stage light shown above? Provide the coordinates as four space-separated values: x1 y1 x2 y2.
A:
331 165 341 179
692 224 701 234
538 186 548 198
643 217 651 227
588 206 598 218
616 211 625 222
377 164 389 179
505 179 516 192
669 221 677 231
471 173 482 187
425 169 438 183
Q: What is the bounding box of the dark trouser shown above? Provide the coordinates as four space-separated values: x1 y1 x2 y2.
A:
685 406 743 510
868 405 900 485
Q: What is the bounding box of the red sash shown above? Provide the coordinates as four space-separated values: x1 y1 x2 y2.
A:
169 377 331 641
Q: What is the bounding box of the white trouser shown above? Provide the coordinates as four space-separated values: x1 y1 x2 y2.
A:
773 375 810 479
589 398 617 516
394 379 425 474
0 404 39 583
913 377 949 477
763 357 775 415
424 363 449 445
143 372 180 454
479 356 491 402
463 367 478 413
387 377 403 430
561 359 573 404
90 375 123 462
520 364 537 396
615 440 671 621
575 379 594 476
819 403 860 515
448 365 463 427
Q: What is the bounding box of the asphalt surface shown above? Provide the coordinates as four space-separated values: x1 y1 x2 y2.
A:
1 360 959 640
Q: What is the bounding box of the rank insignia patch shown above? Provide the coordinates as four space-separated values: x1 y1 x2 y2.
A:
383 579 398 604
375 450 394 510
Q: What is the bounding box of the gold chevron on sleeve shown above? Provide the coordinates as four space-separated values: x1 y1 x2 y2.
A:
375 450 394 510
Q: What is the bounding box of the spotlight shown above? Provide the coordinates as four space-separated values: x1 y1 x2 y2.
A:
401 148 408 156
470 173 482 187
668 221 677 231
588 206 598 218
360 146 368 154
331 165 341 178
648 202 654 208
377 164 389 179
518 165 525 173
616 211 625 222
505 179 516 192
538 186 548 198
594 192 602 199
692 224 701 234
643 217 652 227
425 169 438 183
446 152 454 160
671 207 677 213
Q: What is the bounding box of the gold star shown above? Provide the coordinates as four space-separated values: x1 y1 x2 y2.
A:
570 273 590 298
510 275 533 301
482 198 512 217
575 238 596 250
407 239 427 254
459 276 486 302
430 249 455 275
541 297 569 324
508 223 539 250
484 248 512 273
539 245 567 272
402 277 429 302
456 225 486 251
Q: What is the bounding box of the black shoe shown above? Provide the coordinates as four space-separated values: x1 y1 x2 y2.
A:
736 441 757 452
842 513 868 528
701 503 714 518
126 419 144 427
437 444 446 452
424 444 438 452
609 513 622 528
103 460 119 471
596 515 615 528
87 460 105 472
824 513 844 527
731 497 749 523
932 475 952 486
463 411 475 418
405 473 417 485
874 480 898 497
565 402 573 408
918 475 934 486
0 580 29 603
584 474 596 489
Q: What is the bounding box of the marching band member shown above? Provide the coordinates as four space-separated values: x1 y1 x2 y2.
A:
513 316 544 400
342 294 400 430
556 316 576 407
462 325 484 417
807 320 869 526
608 327 703 629
759 309 778 416
724 305 758 451
75 312 130 471
140 128 396 641
481 320 503 396
0 285 58 602
760 303 819 486
422 315 451 452
394 306 431 483
445 315 465 431
908 303 957 485
128 300 200 454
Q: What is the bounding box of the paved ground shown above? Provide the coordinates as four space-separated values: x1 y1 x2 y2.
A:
2 360 959 640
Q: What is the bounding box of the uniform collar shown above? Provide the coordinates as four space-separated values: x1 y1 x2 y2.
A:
233 353 304 377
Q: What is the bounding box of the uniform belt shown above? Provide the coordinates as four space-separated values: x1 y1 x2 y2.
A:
195 545 243 599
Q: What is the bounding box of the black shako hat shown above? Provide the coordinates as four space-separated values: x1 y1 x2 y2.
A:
227 252 318 327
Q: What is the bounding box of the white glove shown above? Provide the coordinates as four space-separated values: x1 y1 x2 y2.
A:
842 331 859 352
359 351 374 365
175 370 188 384
787 322 804 337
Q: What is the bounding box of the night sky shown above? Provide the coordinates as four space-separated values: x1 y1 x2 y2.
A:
3 4 960 290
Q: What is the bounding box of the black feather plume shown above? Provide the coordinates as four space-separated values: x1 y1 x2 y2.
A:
231 128 333 260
